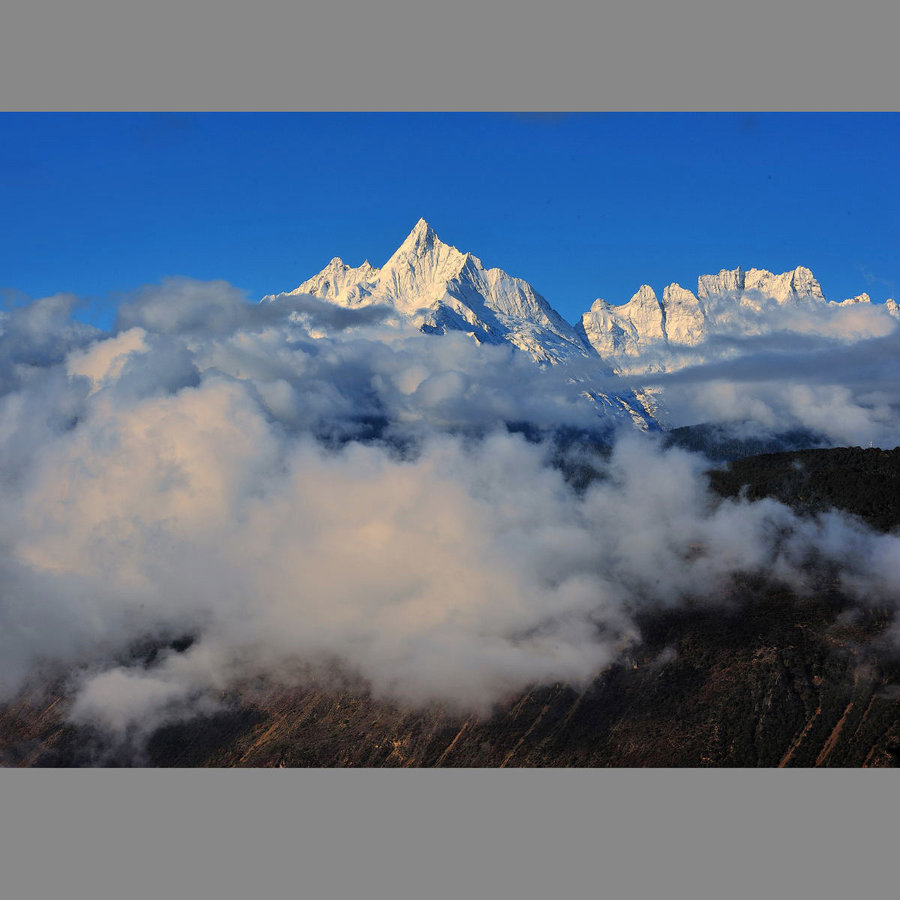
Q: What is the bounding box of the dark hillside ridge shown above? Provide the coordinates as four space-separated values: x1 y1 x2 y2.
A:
664 423 828 462
2 446 899 767
710 446 900 531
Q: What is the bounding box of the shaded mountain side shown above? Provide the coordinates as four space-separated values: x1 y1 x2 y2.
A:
663 423 828 462
709 446 900 531
2 446 900 768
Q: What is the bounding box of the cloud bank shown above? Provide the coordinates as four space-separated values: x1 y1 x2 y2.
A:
630 301 900 447
1 280 898 751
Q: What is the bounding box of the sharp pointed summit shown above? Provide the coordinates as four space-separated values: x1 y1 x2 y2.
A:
409 216 436 240
390 217 440 258
267 221 655 429
271 219 601 368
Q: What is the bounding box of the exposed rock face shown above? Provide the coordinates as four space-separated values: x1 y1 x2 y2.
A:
662 283 707 345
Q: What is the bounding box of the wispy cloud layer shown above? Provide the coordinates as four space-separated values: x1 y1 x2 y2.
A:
630 302 900 446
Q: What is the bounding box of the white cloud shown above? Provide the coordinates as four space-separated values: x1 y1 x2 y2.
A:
639 318 900 446
0 279 898 743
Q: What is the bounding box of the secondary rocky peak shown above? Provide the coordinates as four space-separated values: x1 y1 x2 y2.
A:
291 254 380 305
320 256 376 276
663 283 694 300
697 267 745 299
661 283 706 346
696 266 824 304
836 293 872 306
611 284 665 344
743 266 825 304
788 266 825 300
576 260 867 376
630 285 659 307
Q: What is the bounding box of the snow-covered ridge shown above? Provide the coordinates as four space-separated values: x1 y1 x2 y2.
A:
578 265 898 375
268 218 593 365
267 221 899 385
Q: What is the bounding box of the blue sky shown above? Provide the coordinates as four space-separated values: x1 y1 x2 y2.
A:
2 112 898 328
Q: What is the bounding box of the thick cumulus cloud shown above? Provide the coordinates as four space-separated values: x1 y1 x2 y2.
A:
1 279 899 747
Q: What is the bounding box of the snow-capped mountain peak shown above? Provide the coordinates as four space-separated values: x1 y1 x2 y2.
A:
265 223 897 429
832 292 871 307
292 256 378 305
271 219 594 365
265 220 660 430
395 217 439 255
578 263 895 376
697 267 745 299
743 265 825 304
696 265 825 305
